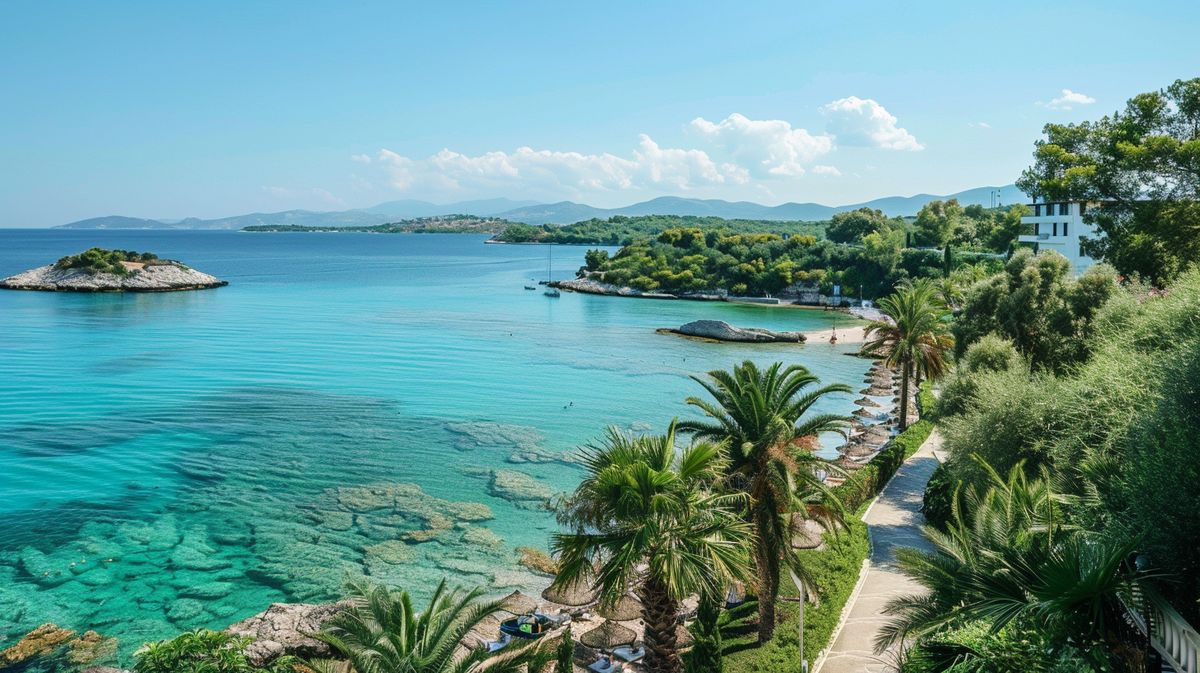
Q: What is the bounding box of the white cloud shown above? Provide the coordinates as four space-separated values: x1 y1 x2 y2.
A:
350 154 373 164
373 134 738 198
821 96 923 151
969 121 992 129
1043 89 1096 110
812 165 842 176
689 113 833 177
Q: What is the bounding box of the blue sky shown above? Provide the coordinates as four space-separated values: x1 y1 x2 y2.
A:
2 0 1198 227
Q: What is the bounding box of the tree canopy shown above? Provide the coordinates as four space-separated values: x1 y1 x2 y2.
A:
1017 77 1200 284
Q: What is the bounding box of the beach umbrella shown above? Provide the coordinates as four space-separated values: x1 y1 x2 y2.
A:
499 590 540 616
580 621 637 649
542 575 599 607
854 397 881 408
463 612 504 649
598 593 642 622
675 624 695 648
790 515 825 550
852 408 877 419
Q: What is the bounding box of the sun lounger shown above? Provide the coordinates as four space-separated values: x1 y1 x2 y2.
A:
588 657 624 673
613 645 646 662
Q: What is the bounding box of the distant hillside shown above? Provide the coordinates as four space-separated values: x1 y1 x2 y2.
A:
56 198 540 230
493 185 1027 224
55 185 1026 229
242 215 513 234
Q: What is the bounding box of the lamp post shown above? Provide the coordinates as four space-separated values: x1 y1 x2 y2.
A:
788 568 808 673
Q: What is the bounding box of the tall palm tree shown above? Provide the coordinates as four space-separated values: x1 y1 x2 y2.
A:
877 459 1146 671
307 580 552 673
862 279 953 430
552 421 752 673
679 361 851 643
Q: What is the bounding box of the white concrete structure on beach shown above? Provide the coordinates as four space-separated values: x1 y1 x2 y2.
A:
1016 200 1102 275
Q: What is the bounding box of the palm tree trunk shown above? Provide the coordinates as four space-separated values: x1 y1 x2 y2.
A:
639 576 682 673
754 524 779 644
898 359 911 431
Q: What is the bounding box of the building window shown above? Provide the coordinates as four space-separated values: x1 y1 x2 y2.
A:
1063 222 1068 236
1034 223 1040 235
1053 222 1058 236
1080 202 1088 216
1034 204 1041 217
1060 203 1070 216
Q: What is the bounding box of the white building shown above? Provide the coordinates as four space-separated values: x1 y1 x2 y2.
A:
1016 200 1102 275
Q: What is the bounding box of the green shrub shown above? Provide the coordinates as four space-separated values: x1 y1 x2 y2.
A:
54 248 162 277
902 619 1092 673
920 463 955 531
134 629 295 673
554 626 574 673
724 516 869 671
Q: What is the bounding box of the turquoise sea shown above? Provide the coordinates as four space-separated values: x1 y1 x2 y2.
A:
0 231 873 661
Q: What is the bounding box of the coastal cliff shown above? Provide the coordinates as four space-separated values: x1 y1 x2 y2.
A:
2 253 227 292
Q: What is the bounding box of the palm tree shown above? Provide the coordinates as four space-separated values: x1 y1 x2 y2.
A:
862 279 953 430
877 459 1146 671
679 360 852 643
552 421 752 673
307 580 552 673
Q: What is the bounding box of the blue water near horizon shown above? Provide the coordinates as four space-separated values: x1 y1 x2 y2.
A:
0 230 874 660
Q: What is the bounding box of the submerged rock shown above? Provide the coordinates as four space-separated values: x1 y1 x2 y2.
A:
225 601 350 666
0 623 75 667
667 320 806 343
488 470 555 509
516 546 558 576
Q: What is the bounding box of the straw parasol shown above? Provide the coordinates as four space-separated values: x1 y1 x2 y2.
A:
499 590 540 616
852 408 878 419
675 624 695 648
854 397 881 408
598 593 643 622
580 621 637 649
542 573 599 607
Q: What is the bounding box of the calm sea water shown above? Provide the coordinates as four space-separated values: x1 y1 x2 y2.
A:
0 230 872 659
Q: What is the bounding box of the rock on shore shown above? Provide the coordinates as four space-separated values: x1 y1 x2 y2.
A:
1 263 227 292
224 601 350 665
665 320 806 343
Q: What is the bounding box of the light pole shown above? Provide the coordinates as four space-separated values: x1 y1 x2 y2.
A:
789 568 809 673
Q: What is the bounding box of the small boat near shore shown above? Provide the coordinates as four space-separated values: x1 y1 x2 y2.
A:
524 285 537 290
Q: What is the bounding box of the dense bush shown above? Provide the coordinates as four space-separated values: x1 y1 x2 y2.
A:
919 462 955 531
940 269 1200 618
133 629 295 673
496 214 825 246
55 248 160 276
901 619 1092 673
724 515 870 671
934 335 1024 419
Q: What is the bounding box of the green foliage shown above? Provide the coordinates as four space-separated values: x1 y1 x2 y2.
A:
825 207 900 244
1017 77 1200 284
913 200 965 248
552 421 753 672
308 580 552 673
133 629 295 673
902 619 1092 673
920 463 955 532
952 249 1118 372
935 335 1023 419
55 248 162 276
554 626 573 673
242 215 511 234
495 214 824 246
723 515 870 671
680 361 852 642
687 593 724 673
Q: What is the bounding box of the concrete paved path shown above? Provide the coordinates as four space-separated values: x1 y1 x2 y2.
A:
816 430 942 673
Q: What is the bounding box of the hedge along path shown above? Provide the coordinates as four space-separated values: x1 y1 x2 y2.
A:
814 429 942 673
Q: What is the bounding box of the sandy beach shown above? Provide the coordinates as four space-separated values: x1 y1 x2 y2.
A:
804 325 868 344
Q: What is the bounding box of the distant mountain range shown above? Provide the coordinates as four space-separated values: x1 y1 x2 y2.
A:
55 185 1027 229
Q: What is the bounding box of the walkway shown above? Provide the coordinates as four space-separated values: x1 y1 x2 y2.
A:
817 430 943 673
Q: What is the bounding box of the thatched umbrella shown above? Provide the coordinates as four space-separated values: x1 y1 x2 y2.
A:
854 397 881 408
852 408 878 419
542 573 599 606
580 621 637 649
859 387 873 395
790 514 825 550
463 612 504 649
499 590 540 616
675 624 695 648
865 386 891 396
598 593 642 622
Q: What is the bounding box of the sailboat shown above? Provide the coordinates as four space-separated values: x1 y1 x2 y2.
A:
543 245 560 297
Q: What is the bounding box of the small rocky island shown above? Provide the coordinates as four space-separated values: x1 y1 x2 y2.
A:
660 319 806 343
1 248 227 292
